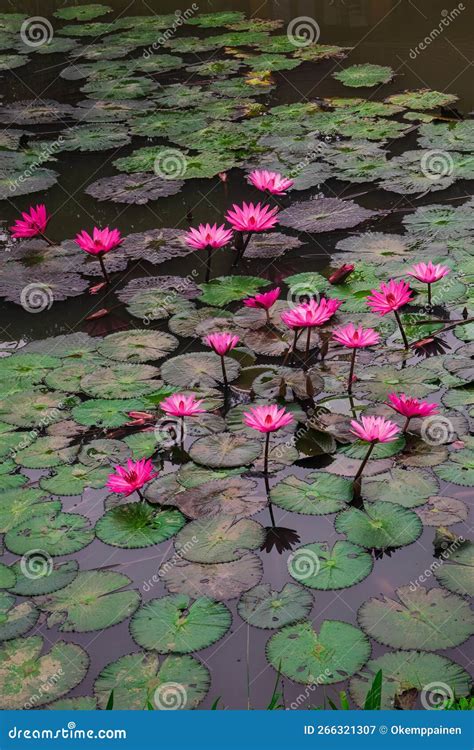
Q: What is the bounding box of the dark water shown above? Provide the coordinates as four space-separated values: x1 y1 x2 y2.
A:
1 0 472 710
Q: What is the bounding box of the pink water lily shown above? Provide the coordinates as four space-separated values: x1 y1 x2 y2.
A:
184 223 233 249
243 404 294 434
328 263 355 285
107 458 158 498
248 169 294 195
281 298 342 364
366 279 413 348
387 392 439 432
226 201 278 262
244 287 280 322
350 416 401 489
160 393 205 417
332 324 381 394
75 227 122 284
204 332 240 356
407 261 450 305
10 204 51 243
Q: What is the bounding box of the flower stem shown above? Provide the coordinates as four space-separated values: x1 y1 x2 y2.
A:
98 252 110 285
347 348 357 394
40 232 54 246
180 415 185 448
353 441 376 486
239 231 253 261
263 432 276 526
220 356 229 412
137 488 145 503
427 282 432 306
205 245 212 283
403 416 411 433
393 308 409 349
304 327 312 366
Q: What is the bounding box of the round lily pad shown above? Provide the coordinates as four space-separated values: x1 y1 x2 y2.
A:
0 636 89 709
8 560 79 596
94 652 210 710
434 450 474 486
189 433 262 468
198 276 269 307
0 489 55 534
5 511 94 556
161 353 240 389
130 594 231 653
173 478 265 519
72 399 147 429
37 570 140 633
434 541 474 597
78 438 130 467
416 496 468 526
0 563 16 590
81 364 161 399
238 583 313 629
334 63 394 88
160 553 263 601
289 541 373 590
267 619 371 685
358 584 474 650
350 650 470 709
14 435 77 469
175 515 266 563
98 330 178 363
335 501 423 549
39 464 110 495
0 593 39 641
0 390 71 428
271 472 352 515
95 503 186 548
362 468 438 507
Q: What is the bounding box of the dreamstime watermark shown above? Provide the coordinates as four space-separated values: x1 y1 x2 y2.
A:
287 548 320 581
24 669 64 709
20 16 53 48
409 4 465 59
143 5 199 58
154 148 188 180
420 681 454 710
420 415 454 445
20 283 54 313
20 549 53 580
420 150 454 182
287 670 332 709
142 535 198 591
287 17 320 47
408 536 464 591
153 682 188 709
153 415 186 449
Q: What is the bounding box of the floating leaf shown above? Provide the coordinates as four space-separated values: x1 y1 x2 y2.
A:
358 585 474 650
130 594 231 653
95 503 185 548
0 593 38 641
54 4 112 20
94 652 209 710
72 399 147 429
189 433 261 469
289 541 373 590
81 364 161 399
37 571 140 632
271 472 352 515
173 478 265 520
279 196 379 233
14 436 77 469
416 496 468 526
335 501 422 549
78 438 130 467
85 173 184 204
434 541 474 597
333 64 394 88
198 276 269 307
0 390 72 428
175 515 265 563
40 464 110 495
362 468 438 507
5 511 95 556
238 583 313 629
0 636 89 709
8 560 79 597
385 89 458 110
98 330 178 363
434 449 474 486
0 563 16 590
0 489 55 534
160 553 263 601
161 353 239 389
350 651 470 709
267 620 370 685
418 120 474 152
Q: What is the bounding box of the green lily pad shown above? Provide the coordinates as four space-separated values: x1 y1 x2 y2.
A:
160 553 263 601
271 472 352 515
238 583 313 629
14 436 77 469
335 501 423 549
0 563 16 590
350 651 470 709
0 636 89 709
358 585 474 650
434 449 474 486
130 594 231 653
8 560 79 596
78 438 130 467
37 570 140 632
5 511 94 556
267 619 370 685
362 468 438 507
385 89 458 110
95 503 185 548
40 464 110 495
94 652 209 710
72 399 147 429
418 120 474 152
434 541 474 596
0 593 38 641
175 515 265 563
189 433 261 469
0 390 72 428
279 196 378 233
98 330 178 363
341 436 405 461
54 4 112 20
416 496 468 526
199 276 269 307
354 365 437 402
81 363 161 399
48 697 97 710
161 353 240 389
0 353 60 384
0 488 55 534
333 63 394 88
289 541 373 590
403 202 474 240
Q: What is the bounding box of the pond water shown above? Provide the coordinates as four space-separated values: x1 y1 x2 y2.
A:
0 0 472 711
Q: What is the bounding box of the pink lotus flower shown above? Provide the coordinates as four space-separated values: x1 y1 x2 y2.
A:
204 332 240 356
10 204 50 240
332 324 380 349
407 262 450 284
350 415 401 444
386 392 438 432
248 169 294 195
329 263 355 285
75 226 122 256
244 287 280 311
160 393 205 418
366 279 413 316
226 202 278 233
107 458 158 497
184 223 233 250
281 298 342 329
243 404 294 433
